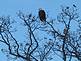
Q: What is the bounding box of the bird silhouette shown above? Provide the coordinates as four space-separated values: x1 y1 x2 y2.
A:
38 8 46 22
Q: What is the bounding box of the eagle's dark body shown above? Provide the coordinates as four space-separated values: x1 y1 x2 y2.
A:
38 9 46 22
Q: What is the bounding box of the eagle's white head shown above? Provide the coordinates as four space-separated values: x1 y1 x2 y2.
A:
39 8 43 11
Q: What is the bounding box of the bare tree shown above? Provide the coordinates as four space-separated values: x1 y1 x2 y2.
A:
44 5 81 61
0 5 81 61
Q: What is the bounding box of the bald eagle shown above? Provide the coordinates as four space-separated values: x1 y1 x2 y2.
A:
38 8 46 22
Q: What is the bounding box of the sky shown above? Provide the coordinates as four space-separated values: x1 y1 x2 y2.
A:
0 0 81 61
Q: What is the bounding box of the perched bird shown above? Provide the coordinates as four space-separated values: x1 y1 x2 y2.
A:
38 8 46 22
